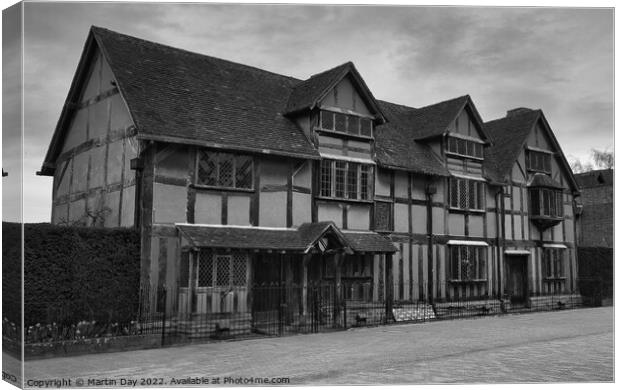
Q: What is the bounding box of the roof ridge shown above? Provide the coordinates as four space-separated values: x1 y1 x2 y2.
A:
416 94 469 110
306 61 352 79
485 108 542 124
90 25 303 83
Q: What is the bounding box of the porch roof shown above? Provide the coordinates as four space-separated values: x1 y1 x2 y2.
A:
176 223 397 254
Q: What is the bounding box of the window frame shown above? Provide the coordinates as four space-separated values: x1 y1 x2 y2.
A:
319 110 374 139
543 248 565 280
448 245 487 282
529 187 564 218
318 159 374 202
445 136 484 160
526 149 553 174
194 251 248 288
195 150 254 191
448 177 486 212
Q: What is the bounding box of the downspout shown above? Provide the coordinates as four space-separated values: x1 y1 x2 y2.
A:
426 182 436 304
495 186 504 299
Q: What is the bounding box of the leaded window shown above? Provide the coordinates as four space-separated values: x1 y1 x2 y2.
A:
197 151 253 190
543 248 564 278
319 110 373 138
526 150 552 173
446 136 484 159
319 159 373 201
192 251 248 288
449 246 487 281
449 177 485 211
529 188 563 218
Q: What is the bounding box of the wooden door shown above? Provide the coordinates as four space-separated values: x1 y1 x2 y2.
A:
506 255 528 303
193 252 249 314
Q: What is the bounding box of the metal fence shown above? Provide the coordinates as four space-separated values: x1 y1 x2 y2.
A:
9 279 597 351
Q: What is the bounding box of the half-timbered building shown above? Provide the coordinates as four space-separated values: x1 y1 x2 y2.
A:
39 27 582 333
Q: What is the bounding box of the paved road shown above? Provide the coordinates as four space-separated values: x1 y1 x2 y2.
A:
9 307 615 386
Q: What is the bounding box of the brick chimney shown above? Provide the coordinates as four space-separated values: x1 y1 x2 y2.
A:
506 107 533 117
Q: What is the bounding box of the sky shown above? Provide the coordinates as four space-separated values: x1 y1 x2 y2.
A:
1 1 614 223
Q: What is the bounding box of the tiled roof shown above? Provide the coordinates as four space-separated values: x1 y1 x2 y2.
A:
341 231 397 253
91 27 319 160
483 109 542 182
403 95 471 140
176 222 396 253
285 62 351 114
375 101 450 176
574 169 613 188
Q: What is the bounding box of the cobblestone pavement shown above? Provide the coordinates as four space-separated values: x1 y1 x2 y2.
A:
9 307 614 386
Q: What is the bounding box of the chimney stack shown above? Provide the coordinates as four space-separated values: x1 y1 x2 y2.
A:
506 107 532 117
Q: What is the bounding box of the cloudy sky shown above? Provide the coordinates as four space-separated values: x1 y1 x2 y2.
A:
2 2 614 222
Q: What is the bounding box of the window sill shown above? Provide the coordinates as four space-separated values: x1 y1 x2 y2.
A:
191 184 255 193
445 152 484 161
448 207 486 215
315 128 374 141
315 196 374 204
448 279 488 284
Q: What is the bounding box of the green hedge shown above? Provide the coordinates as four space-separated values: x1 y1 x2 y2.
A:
3 222 141 326
577 246 613 302
2 222 23 328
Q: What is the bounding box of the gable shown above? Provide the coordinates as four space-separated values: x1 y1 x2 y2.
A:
446 106 485 141
60 46 134 155
319 75 372 116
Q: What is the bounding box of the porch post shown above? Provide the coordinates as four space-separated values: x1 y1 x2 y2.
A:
302 253 311 316
188 249 197 314
385 253 394 323
333 252 343 327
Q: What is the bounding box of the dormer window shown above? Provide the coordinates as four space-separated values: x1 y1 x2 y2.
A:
446 136 484 160
319 110 373 138
526 149 552 174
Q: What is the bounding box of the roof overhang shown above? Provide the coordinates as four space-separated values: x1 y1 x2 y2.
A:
176 222 396 254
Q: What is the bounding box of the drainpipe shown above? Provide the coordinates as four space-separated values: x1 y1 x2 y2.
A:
426 183 436 303
495 187 504 299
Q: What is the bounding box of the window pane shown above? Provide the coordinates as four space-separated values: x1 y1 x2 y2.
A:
320 160 332 197
321 111 334 130
461 247 472 280
335 161 346 197
478 248 486 279
197 151 217 186
544 154 551 172
235 156 253 189
450 247 460 279
457 139 467 155
468 180 476 209
459 179 468 209
360 119 372 137
450 179 459 207
219 154 234 187
216 256 230 286
232 253 247 286
530 189 540 215
347 163 358 199
347 116 360 135
198 251 213 287
335 113 347 132
477 182 485 210
360 165 370 200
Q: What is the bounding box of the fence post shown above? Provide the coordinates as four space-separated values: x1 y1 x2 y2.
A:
385 253 393 324
161 286 167 346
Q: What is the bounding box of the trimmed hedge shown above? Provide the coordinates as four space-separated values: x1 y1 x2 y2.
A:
3 222 141 327
577 246 613 303
2 222 23 328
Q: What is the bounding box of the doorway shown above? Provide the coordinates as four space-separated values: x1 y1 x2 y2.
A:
506 255 528 303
